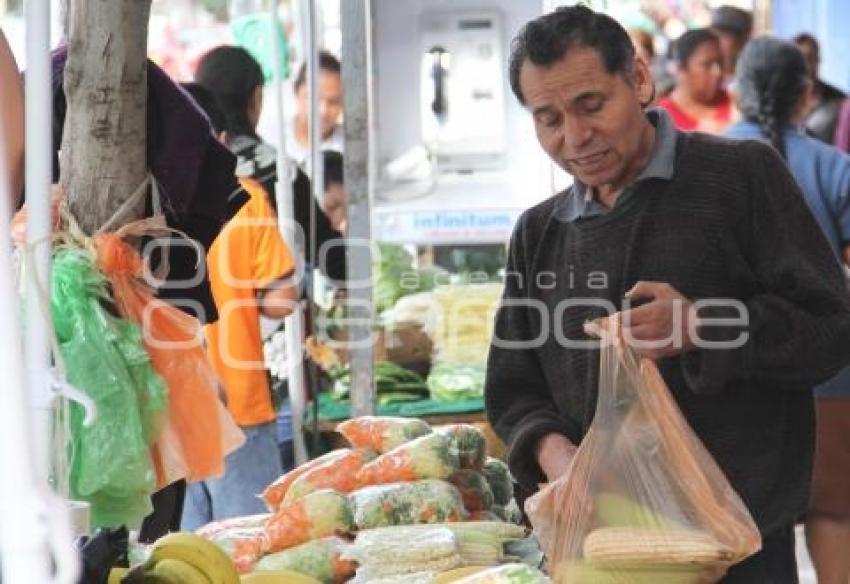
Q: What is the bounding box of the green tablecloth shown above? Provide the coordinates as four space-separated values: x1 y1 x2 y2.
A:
309 392 484 422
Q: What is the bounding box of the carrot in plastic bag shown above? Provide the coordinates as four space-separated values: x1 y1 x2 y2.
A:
262 489 354 554
336 416 431 453
206 528 265 574
283 448 378 504
261 449 351 511
355 433 459 487
94 232 244 487
196 513 271 539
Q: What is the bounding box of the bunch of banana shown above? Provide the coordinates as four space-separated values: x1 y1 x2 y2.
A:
240 571 322 583
119 532 241 584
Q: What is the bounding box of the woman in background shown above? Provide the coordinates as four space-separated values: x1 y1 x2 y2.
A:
658 28 734 133
726 36 850 584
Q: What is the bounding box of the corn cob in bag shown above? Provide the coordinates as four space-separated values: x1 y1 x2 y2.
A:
525 317 761 583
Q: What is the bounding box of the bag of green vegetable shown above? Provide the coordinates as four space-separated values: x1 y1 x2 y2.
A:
348 479 466 529
427 362 486 402
254 537 356 584
482 458 513 507
437 424 487 469
331 362 430 405
448 470 494 512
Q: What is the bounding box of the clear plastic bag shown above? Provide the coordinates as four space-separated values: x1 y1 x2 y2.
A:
525 317 761 583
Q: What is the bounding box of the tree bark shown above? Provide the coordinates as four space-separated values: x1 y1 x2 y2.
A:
61 0 151 235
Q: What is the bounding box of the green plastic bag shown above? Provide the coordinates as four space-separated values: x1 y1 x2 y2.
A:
51 248 168 528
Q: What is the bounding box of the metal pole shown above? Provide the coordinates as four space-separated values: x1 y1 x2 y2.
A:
0 1 58 579
24 0 54 490
269 0 309 465
340 0 376 417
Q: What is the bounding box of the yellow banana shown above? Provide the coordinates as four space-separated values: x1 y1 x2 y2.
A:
240 570 322 584
149 532 240 584
148 558 212 584
107 566 128 584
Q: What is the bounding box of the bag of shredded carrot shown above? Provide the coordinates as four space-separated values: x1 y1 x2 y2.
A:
525 317 761 583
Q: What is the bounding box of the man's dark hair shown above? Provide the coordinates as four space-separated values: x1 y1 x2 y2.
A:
508 5 636 105
793 32 819 57
181 82 227 135
294 50 341 91
323 150 344 189
710 5 753 40
195 46 264 138
672 28 720 68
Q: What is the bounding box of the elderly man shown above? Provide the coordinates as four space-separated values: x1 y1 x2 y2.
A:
484 6 850 582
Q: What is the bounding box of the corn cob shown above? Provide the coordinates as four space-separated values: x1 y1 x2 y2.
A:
458 541 502 566
583 527 733 565
445 521 528 542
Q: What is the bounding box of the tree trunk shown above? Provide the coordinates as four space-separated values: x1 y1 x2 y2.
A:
61 0 151 235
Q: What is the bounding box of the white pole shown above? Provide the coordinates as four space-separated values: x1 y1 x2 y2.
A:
269 0 309 465
24 0 55 486
0 0 55 578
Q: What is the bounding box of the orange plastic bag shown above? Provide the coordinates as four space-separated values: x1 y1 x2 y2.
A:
525 316 761 583
94 230 244 487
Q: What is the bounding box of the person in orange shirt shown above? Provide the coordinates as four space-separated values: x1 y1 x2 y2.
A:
180 83 299 529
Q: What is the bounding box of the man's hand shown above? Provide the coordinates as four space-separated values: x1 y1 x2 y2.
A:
535 432 578 484
621 281 699 360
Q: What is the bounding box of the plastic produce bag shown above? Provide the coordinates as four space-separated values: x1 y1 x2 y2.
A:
454 563 550 583
262 489 354 554
356 433 459 487
262 449 351 511
448 470 495 512
206 527 265 573
284 448 378 504
94 232 244 487
254 537 356 584
437 424 487 470
348 479 466 530
196 513 271 539
51 248 167 528
482 458 513 507
525 318 761 583
336 416 431 453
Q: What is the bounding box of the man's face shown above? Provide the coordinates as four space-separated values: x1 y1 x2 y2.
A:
519 47 653 191
296 70 343 139
678 40 724 104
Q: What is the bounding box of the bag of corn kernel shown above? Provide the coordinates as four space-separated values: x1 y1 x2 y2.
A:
525 317 761 583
